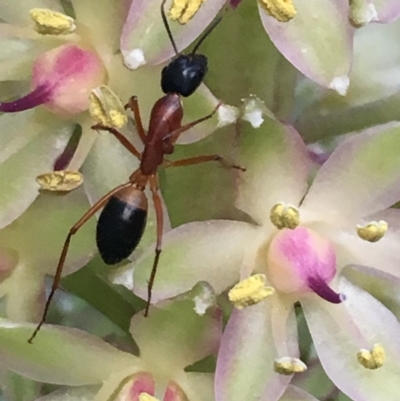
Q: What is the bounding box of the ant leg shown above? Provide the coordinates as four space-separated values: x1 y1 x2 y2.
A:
91 124 141 160
144 175 164 317
28 182 132 344
166 102 222 143
164 154 245 171
125 96 147 144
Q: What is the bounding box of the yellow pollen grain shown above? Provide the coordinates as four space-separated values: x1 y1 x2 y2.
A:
356 220 388 243
139 393 159 401
258 0 296 22
270 203 300 230
30 8 76 35
357 343 386 370
274 357 307 375
89 86 128 129
36 171 83 192
169 0 207 24
228 274 275 309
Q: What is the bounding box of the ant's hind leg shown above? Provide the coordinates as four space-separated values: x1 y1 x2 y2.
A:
125 96 147 144
27 182 131 344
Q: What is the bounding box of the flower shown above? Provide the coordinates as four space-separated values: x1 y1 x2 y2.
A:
0 0 225 227
228 0 400 94
0 0 236 324
295 16 400 143
128 112 400 401
0 295 221 401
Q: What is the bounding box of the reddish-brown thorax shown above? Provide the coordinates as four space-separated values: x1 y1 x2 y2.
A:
140 93 183 176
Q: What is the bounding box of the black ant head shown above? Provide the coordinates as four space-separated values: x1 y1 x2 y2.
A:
161 54 208 97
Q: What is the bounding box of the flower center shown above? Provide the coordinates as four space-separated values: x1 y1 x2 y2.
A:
267 226 343 303
116 373 189 401
0 44 105 116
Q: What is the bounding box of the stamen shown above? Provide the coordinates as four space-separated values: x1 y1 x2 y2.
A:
357 343 386 370
0 85 52 113
228 274 275 309
258 0 297 22
36 171 83 192
274 357 307 375
139 393 159 401
30 8 76 35
356 220 388 243
270 203 300 230
169 0 206 24
89 86 128 129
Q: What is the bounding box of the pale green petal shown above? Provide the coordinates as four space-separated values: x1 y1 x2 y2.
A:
302 122 400 226
130 299 221 374
0 320 138 385
0 120 73 228
280 385 320 401
302 278 400 401
237 119 311 226
0 187 95 275
216 297 298 401
0 110 41 164
295 19 400 142
121 0 226 66
71 0 127 56
3 263 45 322
175 372 214 401
259 0 352 91
131 220 259 302
35 386 99 401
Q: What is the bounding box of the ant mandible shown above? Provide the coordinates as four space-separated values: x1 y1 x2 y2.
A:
28 0 242 343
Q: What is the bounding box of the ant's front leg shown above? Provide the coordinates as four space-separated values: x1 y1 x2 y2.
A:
91 124 142 160
164 154 245 171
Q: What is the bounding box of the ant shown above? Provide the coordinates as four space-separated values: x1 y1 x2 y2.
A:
28 0 242 343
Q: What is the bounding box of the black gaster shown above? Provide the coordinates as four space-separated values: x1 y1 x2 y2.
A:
96 196 147 264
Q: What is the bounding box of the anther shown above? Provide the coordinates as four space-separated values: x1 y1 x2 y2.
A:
357 343 386 370
169 0 206 24
270 203 300 230
274 357 307 375
356 220 388 243
89 86 128 129
228 274 275 309
30 8 76 35
36 171 84 192
258 0 297 22
139 393 159 401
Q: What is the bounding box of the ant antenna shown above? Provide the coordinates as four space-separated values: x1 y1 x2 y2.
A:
161 0 179 55
161 0 226 56
192 14 224 54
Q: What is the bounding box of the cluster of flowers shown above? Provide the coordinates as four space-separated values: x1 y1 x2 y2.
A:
0 1 400 401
